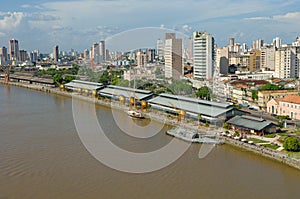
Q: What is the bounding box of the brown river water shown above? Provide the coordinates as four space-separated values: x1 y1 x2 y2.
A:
0 84 300 199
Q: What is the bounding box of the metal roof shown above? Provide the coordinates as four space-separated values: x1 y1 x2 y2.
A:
148 95 233 118
227 115 276 131
159 93 232 109
65 80 103 91
99 87 153 101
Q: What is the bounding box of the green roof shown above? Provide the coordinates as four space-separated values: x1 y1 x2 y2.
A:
227 115 276 131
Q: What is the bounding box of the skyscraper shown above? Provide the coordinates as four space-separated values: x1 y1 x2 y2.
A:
99 40 105 63
157 39 164 61
0 46 8 65
9 39 19 62
164 33 183 79
92 43 100 63
53 45 59 63
193 32 215 79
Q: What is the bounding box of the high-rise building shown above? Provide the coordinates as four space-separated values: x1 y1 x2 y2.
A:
83 49 90 60
216 47 229 75
18 50 28 62
91 43 100 63
186 37 193 63
229 38 235 52
0 46 8 65
261 45 276 70
99 40 105 63
164 34 183 79
157 39 164 61
137 51 147 67
273 37 282 49
252 39 264 50
249 50 261 71
275 46 300 78
165 33 176 40
147 49 155 63
9 39 19 62
193 31 215 79
53 45 59 63
30 50 39 62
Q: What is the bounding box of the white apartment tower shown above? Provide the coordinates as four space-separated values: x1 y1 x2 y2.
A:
157 39 164 60
275 46 300 78
164 34 183 79
193 32 215 79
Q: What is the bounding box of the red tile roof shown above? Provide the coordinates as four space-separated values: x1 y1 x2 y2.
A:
281 95 300 104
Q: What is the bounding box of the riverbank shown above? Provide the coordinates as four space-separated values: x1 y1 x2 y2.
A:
2 80 300 171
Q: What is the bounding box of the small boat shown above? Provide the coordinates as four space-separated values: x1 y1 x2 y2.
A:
127 110 145 119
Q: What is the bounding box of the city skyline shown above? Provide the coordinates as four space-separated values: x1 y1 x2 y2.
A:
0 0 300 52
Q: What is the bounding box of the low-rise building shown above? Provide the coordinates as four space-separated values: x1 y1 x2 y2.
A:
257 90 298 111
227 115 278 135
267 95 300 120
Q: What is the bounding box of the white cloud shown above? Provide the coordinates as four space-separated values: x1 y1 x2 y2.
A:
0 32 6 37
0 12 24 30
21 4 31 8
245 12 300 21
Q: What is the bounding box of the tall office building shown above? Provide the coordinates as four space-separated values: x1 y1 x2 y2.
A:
193 31 215 79
53 45 59 63
9 39 19 62
30 50 39 62
0 46 8 65
252 39 264 50
157 39 164 60
99 40 105 63
164 34 183 79
19 50 28 62
91 43 100 63
273 37 282 49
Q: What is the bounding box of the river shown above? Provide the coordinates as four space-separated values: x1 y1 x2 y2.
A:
0 84 300 199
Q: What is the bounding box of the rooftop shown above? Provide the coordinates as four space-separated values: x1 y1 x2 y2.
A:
281 95 300 104
148 93 234 118
227 115 276 131
65 80 103 90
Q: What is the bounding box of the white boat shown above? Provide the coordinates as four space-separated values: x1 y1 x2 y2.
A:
127 110 144 119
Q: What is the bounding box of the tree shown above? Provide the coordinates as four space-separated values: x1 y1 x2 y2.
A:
283 137 300 152
196 86 212 100
53 73 63 86
251 90 258 101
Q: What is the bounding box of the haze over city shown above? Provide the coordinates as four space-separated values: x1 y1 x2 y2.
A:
1 0 300 52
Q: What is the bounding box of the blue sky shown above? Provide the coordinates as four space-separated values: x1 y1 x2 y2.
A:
1 0 300 53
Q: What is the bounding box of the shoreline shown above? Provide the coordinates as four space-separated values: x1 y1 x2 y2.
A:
1 80 300 171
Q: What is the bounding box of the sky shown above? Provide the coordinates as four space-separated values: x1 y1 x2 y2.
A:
0 0 300 53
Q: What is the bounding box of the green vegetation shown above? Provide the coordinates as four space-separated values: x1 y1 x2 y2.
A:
223 122 229 130
260 83 284 91
283 137 300 152
196 86 212 100
264 134 276 138
261 144 280 150
251 90 258 101
247 138 268 144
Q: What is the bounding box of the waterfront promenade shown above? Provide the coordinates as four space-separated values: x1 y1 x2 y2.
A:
2 80 300 171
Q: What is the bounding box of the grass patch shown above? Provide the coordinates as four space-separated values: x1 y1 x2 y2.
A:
264 134 276 138
261 144 280 150
278 136 287 143
247 138 268 144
